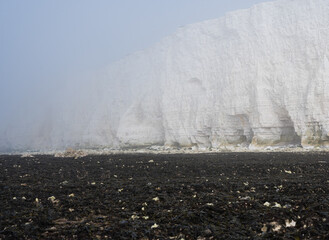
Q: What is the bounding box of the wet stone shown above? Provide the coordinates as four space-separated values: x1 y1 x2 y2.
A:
0 152 328 239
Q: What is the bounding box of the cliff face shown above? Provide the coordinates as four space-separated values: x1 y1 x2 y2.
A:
1 0 329 152
116 0 329 149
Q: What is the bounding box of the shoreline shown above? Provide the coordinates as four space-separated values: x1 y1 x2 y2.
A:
2 145 329 157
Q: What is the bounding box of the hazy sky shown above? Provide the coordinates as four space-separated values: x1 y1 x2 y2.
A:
0 0 273 119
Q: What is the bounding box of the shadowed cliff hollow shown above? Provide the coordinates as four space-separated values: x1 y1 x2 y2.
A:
1 0 329 152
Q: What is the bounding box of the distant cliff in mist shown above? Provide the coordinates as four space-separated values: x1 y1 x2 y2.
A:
1 0 329 152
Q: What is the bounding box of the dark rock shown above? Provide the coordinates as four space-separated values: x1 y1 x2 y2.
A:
0 153 328 239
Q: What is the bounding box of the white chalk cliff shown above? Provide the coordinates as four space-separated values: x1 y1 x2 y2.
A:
1 0 329 151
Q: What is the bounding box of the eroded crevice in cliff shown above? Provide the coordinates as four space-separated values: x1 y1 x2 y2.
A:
301 121 329 147
250 108 302 147
209 114 254 148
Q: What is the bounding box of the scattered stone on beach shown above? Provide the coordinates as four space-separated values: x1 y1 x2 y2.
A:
0 152 328 239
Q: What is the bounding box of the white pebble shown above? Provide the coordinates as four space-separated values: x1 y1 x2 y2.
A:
285 219 296 227
263 202 271 207
151 223 159 229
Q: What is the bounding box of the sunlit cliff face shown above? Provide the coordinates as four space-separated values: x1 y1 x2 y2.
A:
1 0 329 152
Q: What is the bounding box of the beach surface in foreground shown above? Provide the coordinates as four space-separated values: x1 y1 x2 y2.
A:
0 153 328 239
